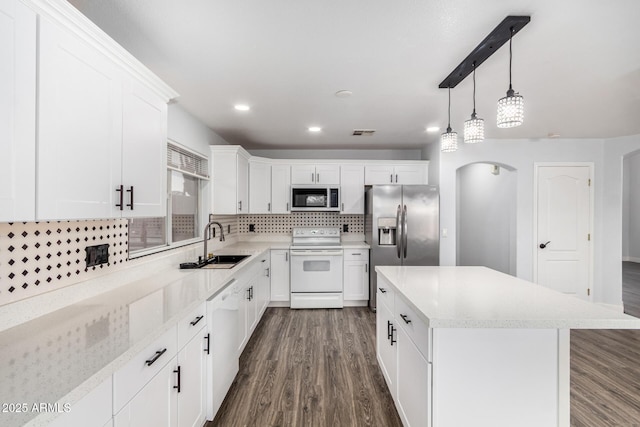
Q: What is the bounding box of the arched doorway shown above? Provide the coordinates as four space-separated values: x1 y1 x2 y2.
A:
456 162 517 276
622 149 640 316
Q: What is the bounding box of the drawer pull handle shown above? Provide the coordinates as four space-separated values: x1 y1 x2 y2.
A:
204 333 211 355
190 315 204 326
400 314 412 324
145 348 167 366
173 366 181 393
379 287 387 294
352 253 361 256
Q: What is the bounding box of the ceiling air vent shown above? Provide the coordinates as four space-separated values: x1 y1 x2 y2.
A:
352 129 376 136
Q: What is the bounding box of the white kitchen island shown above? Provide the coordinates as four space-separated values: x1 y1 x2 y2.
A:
375 266 640 427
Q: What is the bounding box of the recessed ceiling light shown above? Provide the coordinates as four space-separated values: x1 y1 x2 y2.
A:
234 104 250 111
335 90 353 98
308 126 322 132
426 126 440 133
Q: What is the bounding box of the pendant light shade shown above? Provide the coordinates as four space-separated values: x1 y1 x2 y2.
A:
441 87 458 152
464 62 485 143
497 27 524 128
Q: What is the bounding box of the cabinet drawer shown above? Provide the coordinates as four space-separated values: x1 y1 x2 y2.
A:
394 295 430 359
177 302 206 349
376 277 395 311
113 325 177 413
344 250 368 261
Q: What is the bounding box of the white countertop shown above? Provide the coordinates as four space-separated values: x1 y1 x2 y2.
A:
0 242 276 427
376 266 640 329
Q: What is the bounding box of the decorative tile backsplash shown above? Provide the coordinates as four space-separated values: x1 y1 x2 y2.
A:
0 220 129 306
238 212 364 234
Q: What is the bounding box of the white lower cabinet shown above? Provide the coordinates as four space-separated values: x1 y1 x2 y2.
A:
114 356 178 427
344 249 369 301
376 297 397 401
256 253 271 316
177 326 207 427
396 325 431 427
48 376 113 427
377 283 432 426
270 249 290 303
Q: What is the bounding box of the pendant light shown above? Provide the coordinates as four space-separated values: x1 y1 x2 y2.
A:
497 26 524 128
464 62 485 143
440 87 458 152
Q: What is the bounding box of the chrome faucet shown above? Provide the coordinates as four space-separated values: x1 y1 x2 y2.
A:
203 220 225 262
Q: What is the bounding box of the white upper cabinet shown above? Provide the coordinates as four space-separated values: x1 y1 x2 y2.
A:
365 163 428 185
291 164 340 185
249 159 272 214
271 164 291 214
340 165 365 214
0 0 36 222
121 78 167 218
211 146 250 214
37 16 124 220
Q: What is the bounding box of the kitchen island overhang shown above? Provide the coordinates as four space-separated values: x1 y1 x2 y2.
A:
375 266 640 427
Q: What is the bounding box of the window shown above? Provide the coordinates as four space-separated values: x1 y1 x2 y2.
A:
128 142 209 256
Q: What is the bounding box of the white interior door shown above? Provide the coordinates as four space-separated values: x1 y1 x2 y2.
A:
535 165 592 299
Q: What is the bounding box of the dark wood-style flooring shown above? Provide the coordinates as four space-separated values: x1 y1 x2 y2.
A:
208 308 401 427
208 264 640 426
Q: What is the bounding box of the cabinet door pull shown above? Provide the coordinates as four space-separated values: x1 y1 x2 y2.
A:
379 287 387 294
395 174 398 183
390 174 393 183
311 172 315 182
400 313 412 324
126 186 134 209
285 251 288 262
352 253 361 256
247 288 251 301
365 264 368 273
115 185 124 210
387 320 393 340
341 202 344 211
238 201 242 211
173 366 181 393
268 202 271 212
286 202 289 211
145 348 167 366
250 286 254 300
390 326 396 346
316 173 319 182
190 315 204 326
204 333 211 355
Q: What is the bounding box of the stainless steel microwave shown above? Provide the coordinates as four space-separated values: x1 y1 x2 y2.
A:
291 185 340 211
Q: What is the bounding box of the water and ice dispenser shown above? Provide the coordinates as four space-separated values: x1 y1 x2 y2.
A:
377 217 397 246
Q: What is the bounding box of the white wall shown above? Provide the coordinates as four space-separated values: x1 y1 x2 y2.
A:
439 134 640 307
167 103 229 155
622 150 640 261
421 142 440 186
456 163 516 275
248 148 421 160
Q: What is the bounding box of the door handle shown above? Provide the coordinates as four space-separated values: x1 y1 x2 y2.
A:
126 186 134 209
402 205 408 259
395 174 398 183
396 205 402 259
390 326 396 346
539 241 551 249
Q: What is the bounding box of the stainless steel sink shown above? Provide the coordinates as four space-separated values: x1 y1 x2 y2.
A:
180 254 250 270
201 255 250 269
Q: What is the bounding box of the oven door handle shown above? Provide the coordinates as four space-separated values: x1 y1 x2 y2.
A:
290 250 344 256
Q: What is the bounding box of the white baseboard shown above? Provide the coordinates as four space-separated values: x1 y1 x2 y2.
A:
343 300 368 307
622 256 640 263
268 301 290 308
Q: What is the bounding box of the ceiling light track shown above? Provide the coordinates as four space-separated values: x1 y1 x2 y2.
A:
438 15 530 89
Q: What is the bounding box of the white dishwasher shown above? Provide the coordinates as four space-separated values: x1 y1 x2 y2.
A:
206 279 239 420
290 227 344 309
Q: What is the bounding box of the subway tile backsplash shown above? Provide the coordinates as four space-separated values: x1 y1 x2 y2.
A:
0 220 129 306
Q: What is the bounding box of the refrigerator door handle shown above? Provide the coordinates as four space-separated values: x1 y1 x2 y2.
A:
396 204 402 259
402 205 408 258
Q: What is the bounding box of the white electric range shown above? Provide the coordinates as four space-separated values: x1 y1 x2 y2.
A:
289 227 344 309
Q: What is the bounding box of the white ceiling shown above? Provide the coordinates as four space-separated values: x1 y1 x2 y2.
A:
67 0 640 149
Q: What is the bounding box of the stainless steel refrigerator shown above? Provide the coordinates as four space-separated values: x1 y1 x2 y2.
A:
365 185 439 311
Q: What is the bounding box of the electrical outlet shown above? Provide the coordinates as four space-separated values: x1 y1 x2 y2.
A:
249 224 255 232
343 224 349 232
85 244 109 268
